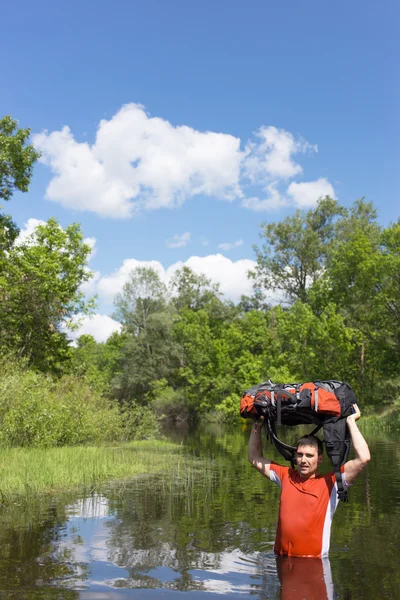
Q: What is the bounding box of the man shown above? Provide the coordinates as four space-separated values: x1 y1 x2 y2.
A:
248 404 370 557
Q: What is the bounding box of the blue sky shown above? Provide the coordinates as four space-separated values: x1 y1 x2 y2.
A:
2 0 398 340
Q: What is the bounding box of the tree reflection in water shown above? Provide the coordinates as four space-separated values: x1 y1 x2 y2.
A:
0 427 398 599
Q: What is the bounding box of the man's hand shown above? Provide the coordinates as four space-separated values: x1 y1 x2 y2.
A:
347 403 361 424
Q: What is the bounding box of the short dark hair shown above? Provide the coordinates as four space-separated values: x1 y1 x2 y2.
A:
296 435 323 456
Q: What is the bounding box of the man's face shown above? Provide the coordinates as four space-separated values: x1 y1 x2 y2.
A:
295 444 323 478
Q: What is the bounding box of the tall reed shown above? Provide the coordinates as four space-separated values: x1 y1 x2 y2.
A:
0 440 186 501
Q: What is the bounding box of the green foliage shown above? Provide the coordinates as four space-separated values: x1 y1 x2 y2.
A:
0 163 396 434
115 310 180 402
72 332 126 395
96 209 400 419
0 358 124 448
0 440 184 498
172 308 216 411
151 379 191 421
119 403 160 440
271 302 360 384
247 198 399 406
0 115 40 202
169 265 222 312
113 267 181 402
113 266 168 331
169 265 235 330
251 196 344 302
312 206 398 397
212 310 273 417
0 212 19 254
0 217 95 372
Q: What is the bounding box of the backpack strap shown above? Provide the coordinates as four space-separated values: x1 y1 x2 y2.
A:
323 419 352 502
276 391 282 427
309 424 322 436
265 418 296 468
330 453 349 502
264 417 350 501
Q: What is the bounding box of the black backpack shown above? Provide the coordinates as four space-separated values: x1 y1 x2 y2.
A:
240 380 357 501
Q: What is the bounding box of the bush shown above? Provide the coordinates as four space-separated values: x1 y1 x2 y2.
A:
0 358 125 447
119 403 159 440
153 389 190 422
215 393 240 422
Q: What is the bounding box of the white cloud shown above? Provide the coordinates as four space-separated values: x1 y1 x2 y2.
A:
243 126 317 182
97 258 167 303
180 254 254 302
218 239 244 251
95 253 286 309
287 178 336 208
33 103 243 218
242 177 336 212
166 232 191 248
66 314 122 344
33 104 332 218
241 183 289 212
80 270 100 296
96 254 255 305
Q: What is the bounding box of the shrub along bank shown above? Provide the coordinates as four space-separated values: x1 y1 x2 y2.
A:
0 358 154 448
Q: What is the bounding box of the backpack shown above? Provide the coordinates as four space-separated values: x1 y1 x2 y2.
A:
240 379 357 501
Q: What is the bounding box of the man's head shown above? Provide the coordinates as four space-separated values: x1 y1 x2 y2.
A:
295 435 324 479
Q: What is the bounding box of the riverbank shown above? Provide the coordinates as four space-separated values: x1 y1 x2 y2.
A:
363 403 400 430
0 440 192 501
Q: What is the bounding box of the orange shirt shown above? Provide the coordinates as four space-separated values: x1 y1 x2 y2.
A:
269 462 348 557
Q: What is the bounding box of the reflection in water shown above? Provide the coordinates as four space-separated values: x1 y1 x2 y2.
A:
275 556 334 600
0 427 398 598
0 494 83 599
56 492 277 595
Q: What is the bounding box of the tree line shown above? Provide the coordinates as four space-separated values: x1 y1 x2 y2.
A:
0 115 399 444
76 196 399 422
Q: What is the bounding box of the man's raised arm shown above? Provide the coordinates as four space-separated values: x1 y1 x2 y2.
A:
344 404 371 484
248 419 272 478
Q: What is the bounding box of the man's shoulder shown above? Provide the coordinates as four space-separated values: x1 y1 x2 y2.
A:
270 461 289 469
269 462 292 478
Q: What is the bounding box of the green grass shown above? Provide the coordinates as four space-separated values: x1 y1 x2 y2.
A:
363 403 400 431
0 440 190 501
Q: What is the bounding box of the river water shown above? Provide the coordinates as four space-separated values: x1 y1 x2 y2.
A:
0 424 399 599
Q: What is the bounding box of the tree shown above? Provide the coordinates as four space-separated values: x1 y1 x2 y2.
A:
0 115 39 284
238 288 270 313
378 221 400 368
171 308 216 411
212 310 274 419
319 215 399 397
113 267 180 402
251 197 344 303
73 331 126 395
271 302 360 385
114 266 168 334
169 265 236 329
0 115 40 202
169 266 222 311
0 213 19 255
0 218 94 372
